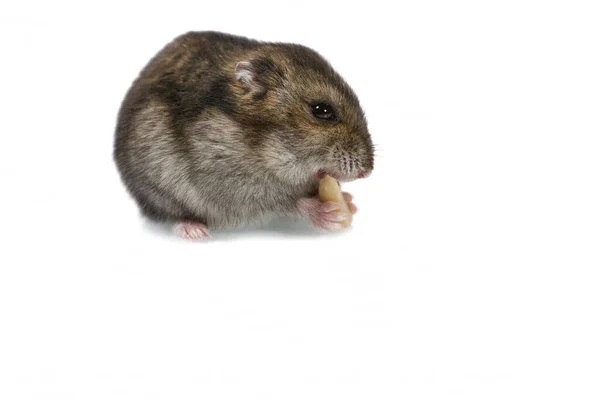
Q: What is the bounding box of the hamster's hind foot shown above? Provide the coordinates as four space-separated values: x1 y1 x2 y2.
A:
174 221 211 240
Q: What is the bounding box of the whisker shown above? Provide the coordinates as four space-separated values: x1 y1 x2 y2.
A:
343 153 349 173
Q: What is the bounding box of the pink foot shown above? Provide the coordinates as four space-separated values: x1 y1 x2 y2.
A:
297 198 349 231
174 221 211 240
342 192 358 215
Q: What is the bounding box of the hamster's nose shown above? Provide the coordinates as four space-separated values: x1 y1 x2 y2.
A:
357 170 372 179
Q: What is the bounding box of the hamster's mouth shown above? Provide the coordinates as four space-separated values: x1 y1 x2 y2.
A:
316 169 357 183
316 169 342 181
316 170 336 180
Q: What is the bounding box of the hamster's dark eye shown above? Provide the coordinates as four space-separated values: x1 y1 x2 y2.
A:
311 103 337 121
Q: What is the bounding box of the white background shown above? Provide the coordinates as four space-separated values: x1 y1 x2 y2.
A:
1 1 599 399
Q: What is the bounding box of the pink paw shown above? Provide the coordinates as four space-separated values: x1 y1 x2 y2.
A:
297 198 349 231
174 221 211 240
342 192 358 215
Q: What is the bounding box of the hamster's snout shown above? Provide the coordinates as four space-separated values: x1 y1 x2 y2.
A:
325 136 374 182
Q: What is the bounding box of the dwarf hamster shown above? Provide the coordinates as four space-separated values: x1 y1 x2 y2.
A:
114 31 374 239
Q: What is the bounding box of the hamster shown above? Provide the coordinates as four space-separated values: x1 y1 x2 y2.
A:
113 31 374 239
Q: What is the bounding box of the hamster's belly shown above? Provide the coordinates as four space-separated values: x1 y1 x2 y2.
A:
194 169 317 228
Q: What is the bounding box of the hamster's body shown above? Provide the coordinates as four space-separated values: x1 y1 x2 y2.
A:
114 31 374 238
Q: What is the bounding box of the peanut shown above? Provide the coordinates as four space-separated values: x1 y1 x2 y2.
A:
318 175 352 227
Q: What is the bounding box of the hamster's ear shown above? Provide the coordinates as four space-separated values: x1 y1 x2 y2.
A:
234 60 269 96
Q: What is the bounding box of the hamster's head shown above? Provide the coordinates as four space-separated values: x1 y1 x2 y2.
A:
231 44 374 183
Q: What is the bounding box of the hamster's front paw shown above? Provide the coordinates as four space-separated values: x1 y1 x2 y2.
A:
297 197 355 231
341 192 358 215
174 221 211 240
